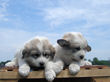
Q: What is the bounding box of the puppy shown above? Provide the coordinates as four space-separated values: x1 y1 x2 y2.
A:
5 37 55 77
45 32 91 82
80 60 92 66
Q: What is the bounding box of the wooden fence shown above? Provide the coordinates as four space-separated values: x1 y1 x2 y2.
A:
0 65 110 82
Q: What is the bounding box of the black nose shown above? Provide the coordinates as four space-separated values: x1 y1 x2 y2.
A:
80 55 84 59
39 62 44 66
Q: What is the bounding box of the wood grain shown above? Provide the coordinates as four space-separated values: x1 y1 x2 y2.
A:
0 68 110 79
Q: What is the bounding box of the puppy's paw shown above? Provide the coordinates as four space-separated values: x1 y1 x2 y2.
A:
19 65 30 77
5 62 16 67
69 64 80 75
45 70 56 82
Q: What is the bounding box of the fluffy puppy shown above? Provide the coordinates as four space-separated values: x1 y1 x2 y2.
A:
45 32 91 82
5 37 55 77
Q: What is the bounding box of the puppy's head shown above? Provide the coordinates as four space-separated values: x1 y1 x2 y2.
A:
57 32 91 61
22 37 55 68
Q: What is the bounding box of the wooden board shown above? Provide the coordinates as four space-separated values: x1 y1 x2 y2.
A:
93 77 110 82
0 80 18 82
0 66 110 80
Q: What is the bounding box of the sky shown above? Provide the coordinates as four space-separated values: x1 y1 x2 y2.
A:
0 0 110 61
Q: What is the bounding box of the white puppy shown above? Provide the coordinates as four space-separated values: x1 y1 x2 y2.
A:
45 32 92 82
5 37 55 77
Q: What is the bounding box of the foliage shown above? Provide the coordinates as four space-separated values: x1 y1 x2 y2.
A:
0 60 10 68
91 57 110 66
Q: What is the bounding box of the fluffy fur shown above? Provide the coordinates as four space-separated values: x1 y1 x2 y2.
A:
45 32 92 82
5 37 55 77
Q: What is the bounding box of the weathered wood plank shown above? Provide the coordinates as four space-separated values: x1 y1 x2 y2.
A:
0 80 18 82
93 77 110 82
0 68 110 79
57 68 110 78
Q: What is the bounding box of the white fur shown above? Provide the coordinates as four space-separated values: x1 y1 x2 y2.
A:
69 63 80 75
45 32 92 82
5 37 54 77
5 49 30 76
45 60 64 82
35 56 50 67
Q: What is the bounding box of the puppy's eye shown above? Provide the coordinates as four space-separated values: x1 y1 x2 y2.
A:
72 47 81 52
75 47 80 51
43 53 49 58
31 54 40 58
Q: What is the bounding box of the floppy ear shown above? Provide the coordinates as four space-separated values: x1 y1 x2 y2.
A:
51 50 55 60
51 47 56 60
22 49 28 59
57 39 70 47
86 45 91 52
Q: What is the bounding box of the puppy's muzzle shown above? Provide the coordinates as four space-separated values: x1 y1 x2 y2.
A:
80 55 84 59
39 62 44 67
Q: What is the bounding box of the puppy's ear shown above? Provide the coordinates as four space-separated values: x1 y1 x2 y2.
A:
86 45 91 52
51 48 56 60
22 49 28 59
57 39 70 47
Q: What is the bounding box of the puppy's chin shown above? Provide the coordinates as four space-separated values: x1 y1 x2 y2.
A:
30 66 44 70
71 57 82 62
28 63 45 70
71 55 84 62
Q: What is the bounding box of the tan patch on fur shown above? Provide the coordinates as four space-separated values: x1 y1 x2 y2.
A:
23 37 55 59
42 39 50 49
78 33 82 38
24 38 40 50
63 33 74 40
62 32 88 49
43 39 55 54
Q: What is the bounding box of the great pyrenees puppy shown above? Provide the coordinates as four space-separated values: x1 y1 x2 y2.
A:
45 32 92 82
5 37 55 77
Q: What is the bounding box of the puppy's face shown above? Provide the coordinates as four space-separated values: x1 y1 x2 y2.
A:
57 32 91 61
22 38 55 68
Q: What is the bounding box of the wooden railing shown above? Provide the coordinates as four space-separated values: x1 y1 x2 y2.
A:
0 65 110 82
